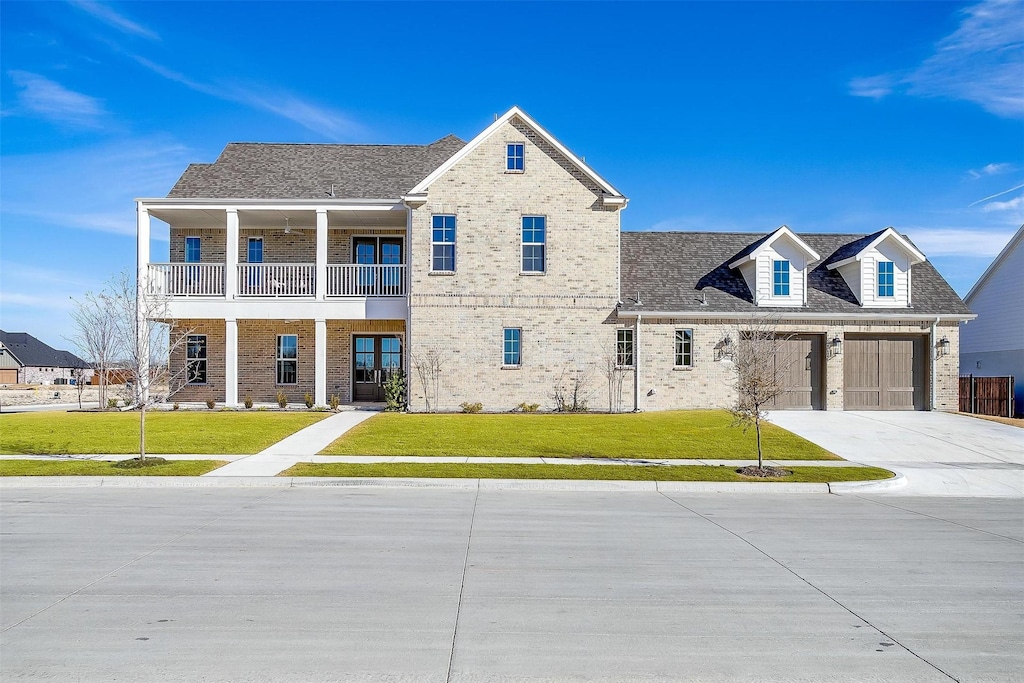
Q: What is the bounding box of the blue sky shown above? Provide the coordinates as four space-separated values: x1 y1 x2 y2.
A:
2 0 1022 350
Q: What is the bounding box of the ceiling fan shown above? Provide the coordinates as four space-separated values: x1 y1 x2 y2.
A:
281 217 307 235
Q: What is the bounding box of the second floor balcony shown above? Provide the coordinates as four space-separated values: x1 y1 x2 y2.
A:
147 263 407 298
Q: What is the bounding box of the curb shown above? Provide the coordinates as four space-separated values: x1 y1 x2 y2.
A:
0 475 840 492
828 472 907 494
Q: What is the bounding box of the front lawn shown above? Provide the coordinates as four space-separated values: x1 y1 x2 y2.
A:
320 410 838 460
0 459 226 476
0 412 329 455
283 462 890 483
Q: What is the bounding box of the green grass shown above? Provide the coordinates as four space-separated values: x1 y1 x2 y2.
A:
0 412 329 455
283 462 892 483
319 410 838 460
0 459 227 476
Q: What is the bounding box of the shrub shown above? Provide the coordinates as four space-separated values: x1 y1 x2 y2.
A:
303 392 314 409
517 402 540 413
172 402 180 411
243 396 254 409
384 371 406 412
311 405 329 412
276 391 288 409
329 394 340 410
459 401 483 414
206 399 216 410
107 398 119 409
257 406 269 412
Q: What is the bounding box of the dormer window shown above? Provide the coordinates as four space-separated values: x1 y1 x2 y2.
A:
506 143 524 172
878 261 894 297
773 260 790 296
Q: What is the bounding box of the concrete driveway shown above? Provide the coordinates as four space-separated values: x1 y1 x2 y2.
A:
768 411 1024 497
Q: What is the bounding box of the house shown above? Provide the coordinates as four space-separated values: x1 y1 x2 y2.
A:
136 107 972 412
0 331 92 386
959 225 1023 416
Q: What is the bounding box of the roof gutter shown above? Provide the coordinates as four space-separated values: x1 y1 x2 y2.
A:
615 310 976 322
136 197 405 208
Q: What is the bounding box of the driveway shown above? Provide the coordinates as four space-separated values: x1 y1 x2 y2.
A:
767 411 1024 497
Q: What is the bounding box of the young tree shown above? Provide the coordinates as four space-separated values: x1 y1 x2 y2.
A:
551 360 595 413
727 316 796 470
599 339 627 413
68 290 118 410
412 347 446 412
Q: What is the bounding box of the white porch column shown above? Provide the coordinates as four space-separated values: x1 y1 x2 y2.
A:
316 209 328 300
225 209 239 299
315 318 327 406
136 204 151 403
225 318 238 406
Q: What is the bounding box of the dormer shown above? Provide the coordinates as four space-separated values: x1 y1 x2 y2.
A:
826 227 925 308
729 226 821 307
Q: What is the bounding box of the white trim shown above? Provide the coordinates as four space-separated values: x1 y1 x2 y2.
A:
521 215 546 274
314 319 327 406
616 310 976 322
728 225 820 269
224 321 238 406
276 333 299 386
673 328 694 368
827 227 926 269
430 213 457 274
964 224 1023 304
407 106 627 201
137 198 403 209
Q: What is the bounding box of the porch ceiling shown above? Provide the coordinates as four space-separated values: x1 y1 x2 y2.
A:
148 206 407 230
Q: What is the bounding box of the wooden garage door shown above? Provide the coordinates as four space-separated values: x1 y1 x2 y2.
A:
844 335 926 410
0 369 17 384
772 335 823 410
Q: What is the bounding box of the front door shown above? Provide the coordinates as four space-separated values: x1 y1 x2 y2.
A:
353 335 402 401
354 237 404 295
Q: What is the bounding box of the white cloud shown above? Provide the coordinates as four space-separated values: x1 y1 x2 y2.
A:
902 227 1016 257
981 195 1023 213
850 0 1024 118
68 0 159 40
7 70 105 128
968 182 1024 207
966 162 1017 179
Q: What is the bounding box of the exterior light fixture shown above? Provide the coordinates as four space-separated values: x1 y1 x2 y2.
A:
937 336 950 357
830 336 843 356
715 336 734 361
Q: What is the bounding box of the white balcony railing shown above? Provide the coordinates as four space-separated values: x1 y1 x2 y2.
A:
328 264 407 297
237 263 315 297
147 263 224 296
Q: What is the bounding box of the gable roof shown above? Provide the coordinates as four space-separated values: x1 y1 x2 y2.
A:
0 331 88 369
167 135 466 200
619 231 971 318
825 227 926 269
964 224 1024 304
406 106 627 204
727 225 820 269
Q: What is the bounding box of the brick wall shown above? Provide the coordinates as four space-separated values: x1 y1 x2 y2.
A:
169 228 406 264
236 320 315 403
169 230 226 263
327 320 405 403
169 319 226 403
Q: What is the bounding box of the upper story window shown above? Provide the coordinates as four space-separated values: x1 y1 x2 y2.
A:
616 329 634 367
247 237 263 263
276 334 297 385
878 260 895 297
772 260 790 296
506 143 524 172
186 334 207 384
431 215 456 272
674 329 693 368
522 216 546 273
503 328 521 366
185 236 201 263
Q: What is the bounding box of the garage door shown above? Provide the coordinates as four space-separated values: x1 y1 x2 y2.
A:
0 369 17 384
844 335 926 410
772 335 823 410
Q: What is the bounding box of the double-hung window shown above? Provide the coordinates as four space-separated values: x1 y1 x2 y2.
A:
674 329 693 368
506 143 524 172
522 216 546 273
773 259 790 296
186 335 207 384
503 328 521 366
877 260 894 297
616 329 634 367
185 236 201 263
432 215 456 272
276 334 297 385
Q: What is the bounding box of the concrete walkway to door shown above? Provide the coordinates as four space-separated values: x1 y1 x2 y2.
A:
202 410 378 477
767 410 1024 496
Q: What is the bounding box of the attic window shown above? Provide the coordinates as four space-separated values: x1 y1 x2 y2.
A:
506 143 524 172
772 260 790 296
878 261 895 297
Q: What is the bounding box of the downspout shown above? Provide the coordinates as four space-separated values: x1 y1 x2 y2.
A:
930 316 939 411
633 314 641 412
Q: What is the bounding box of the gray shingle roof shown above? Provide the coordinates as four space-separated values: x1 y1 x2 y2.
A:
0 331 89 368
620 231 971 317
167 135 466 199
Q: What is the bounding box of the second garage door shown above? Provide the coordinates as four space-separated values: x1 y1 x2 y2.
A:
844 335 927 410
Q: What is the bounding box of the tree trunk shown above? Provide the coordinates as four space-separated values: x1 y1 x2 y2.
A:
139 403 146 463
755 414 763 469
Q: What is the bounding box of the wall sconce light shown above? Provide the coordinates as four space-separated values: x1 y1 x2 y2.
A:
937 336 950 357
830 336 843 357
714 336 733 361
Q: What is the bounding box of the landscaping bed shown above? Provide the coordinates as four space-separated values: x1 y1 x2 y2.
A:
0 412 329 455
320 410 838 460
0 459 227 476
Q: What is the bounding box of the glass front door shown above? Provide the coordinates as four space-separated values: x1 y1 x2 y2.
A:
353 335 402 401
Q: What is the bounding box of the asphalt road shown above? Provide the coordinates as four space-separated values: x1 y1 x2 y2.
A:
1 487 1021 682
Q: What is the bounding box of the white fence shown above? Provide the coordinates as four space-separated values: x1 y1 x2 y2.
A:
147 263 407 298
237 264 315 297
147 263 224 296
327 264 407 296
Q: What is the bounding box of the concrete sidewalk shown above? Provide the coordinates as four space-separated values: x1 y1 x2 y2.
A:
202 410 378 477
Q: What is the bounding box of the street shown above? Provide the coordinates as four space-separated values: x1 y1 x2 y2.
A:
1 487 1021 682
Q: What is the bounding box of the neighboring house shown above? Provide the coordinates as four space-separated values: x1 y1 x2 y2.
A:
959 225 1023 415
0 331 93 385
136 107 972 412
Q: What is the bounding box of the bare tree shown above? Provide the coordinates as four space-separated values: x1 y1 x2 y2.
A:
412 348 446 413
599 340 627 413
71 366 88 409
68 289 119 410
726 315 796 470
551 360 595 413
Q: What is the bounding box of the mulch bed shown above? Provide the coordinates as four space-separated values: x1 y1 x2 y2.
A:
736 465 793 478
